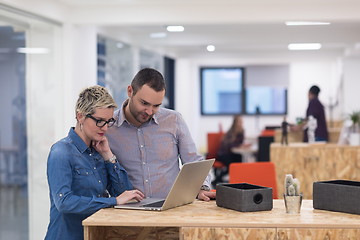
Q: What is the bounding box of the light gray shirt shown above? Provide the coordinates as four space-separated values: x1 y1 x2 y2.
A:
106 100 211 199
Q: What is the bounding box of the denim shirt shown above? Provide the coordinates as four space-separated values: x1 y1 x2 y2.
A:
45 128 133 240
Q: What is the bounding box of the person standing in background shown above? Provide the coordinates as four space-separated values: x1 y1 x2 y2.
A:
106 68 215 201
303 85 328 142
281 116 289 145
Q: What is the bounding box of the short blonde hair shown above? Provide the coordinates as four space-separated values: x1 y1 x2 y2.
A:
75 85 117 116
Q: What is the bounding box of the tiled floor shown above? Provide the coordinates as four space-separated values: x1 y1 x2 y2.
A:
0 185 28 240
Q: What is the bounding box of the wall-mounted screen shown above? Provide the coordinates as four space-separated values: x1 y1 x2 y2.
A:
245 86 287 115
201 67 244 115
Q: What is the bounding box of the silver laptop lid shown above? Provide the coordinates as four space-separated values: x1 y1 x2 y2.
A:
114 159 215 211
160 158 215 210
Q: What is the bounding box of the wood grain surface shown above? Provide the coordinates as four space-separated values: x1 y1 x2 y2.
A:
271 143 360 199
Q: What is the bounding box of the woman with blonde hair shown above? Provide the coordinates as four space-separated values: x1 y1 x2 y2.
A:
45 85 144 240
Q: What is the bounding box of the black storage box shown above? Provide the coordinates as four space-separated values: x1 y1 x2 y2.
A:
216 183 273 212
313 180 360 215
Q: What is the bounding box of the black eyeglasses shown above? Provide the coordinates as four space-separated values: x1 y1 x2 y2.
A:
86 114 116 128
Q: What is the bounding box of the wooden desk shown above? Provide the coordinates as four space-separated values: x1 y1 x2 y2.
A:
83 200 360 240
271 143 360 199
231 147 257 162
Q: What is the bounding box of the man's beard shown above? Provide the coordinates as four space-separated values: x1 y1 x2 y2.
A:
129 102 152 124
136 111 152 123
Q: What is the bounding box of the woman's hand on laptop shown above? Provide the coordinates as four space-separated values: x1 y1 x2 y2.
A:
116 189 145 205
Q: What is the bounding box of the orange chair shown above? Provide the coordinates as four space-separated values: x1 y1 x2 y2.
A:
229 162 278 199
206 132 226 186
206 132 224 159
260 129 276 137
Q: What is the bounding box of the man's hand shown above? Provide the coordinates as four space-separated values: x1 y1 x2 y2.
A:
197 190 216 201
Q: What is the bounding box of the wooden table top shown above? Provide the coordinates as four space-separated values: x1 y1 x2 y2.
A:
83 200 360 228
271 142 360 148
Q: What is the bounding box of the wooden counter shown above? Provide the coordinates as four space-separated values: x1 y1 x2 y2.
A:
274 128 341 143
83 200 360 240
271 143 360 199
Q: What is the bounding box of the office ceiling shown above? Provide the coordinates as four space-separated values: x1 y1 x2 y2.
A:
48 0 360 60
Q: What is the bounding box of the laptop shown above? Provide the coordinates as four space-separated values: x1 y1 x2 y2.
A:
114 158 215 211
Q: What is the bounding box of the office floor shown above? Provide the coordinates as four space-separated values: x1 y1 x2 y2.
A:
0 185 28 240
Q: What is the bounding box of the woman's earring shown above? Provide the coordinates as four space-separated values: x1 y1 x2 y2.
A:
80 123 83 131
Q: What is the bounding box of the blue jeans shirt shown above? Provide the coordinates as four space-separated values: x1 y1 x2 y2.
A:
45 128 133 240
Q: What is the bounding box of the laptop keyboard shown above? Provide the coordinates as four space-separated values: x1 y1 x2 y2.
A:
142 200 165 208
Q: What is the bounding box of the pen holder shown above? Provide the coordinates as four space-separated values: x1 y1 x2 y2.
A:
283 193 302 214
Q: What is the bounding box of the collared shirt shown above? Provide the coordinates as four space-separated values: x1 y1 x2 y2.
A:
106 100 210 199
45 128 132 240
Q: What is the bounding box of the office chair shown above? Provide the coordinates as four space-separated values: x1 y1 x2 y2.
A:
206 132 226 186
229 162 278 199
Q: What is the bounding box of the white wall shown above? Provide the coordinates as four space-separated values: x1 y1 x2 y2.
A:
343 57 360 115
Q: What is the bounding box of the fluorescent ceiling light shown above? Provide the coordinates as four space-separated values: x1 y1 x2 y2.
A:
288 43 322 50
150 32 167 38
116 43 124 48
207 45 215 52
285 21 330 26
17 47 49 54
166 25 184 32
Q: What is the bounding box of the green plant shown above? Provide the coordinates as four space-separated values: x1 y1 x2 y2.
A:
349 111 360 124
349 111 360 132
284 174 300 196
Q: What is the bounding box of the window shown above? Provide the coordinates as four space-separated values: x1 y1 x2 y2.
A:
200 67 244 115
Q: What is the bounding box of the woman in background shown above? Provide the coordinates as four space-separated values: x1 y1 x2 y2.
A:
45 85 144 240
217 115 250 167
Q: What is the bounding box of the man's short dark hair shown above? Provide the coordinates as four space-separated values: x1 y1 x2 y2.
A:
309 85 320 96
131 68 166 95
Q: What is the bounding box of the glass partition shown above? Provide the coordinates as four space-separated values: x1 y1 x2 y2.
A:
0 4 63 240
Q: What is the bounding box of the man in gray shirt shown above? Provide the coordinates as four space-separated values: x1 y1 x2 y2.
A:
107 68 215 201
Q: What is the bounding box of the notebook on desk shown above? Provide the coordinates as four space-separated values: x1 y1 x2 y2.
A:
114 158 215 211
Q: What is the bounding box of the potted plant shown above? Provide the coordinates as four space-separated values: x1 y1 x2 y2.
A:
349 111 360 146
283 174 302 214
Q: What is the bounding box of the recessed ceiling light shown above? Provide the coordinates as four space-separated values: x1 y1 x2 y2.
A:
150 32 167 38
285 21 331 26
166 25 184 32
288 43 322 50
116 43 124 48
17 47 49 54
207 45 215 52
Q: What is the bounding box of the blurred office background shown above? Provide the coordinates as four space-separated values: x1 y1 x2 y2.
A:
1 0 360 239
